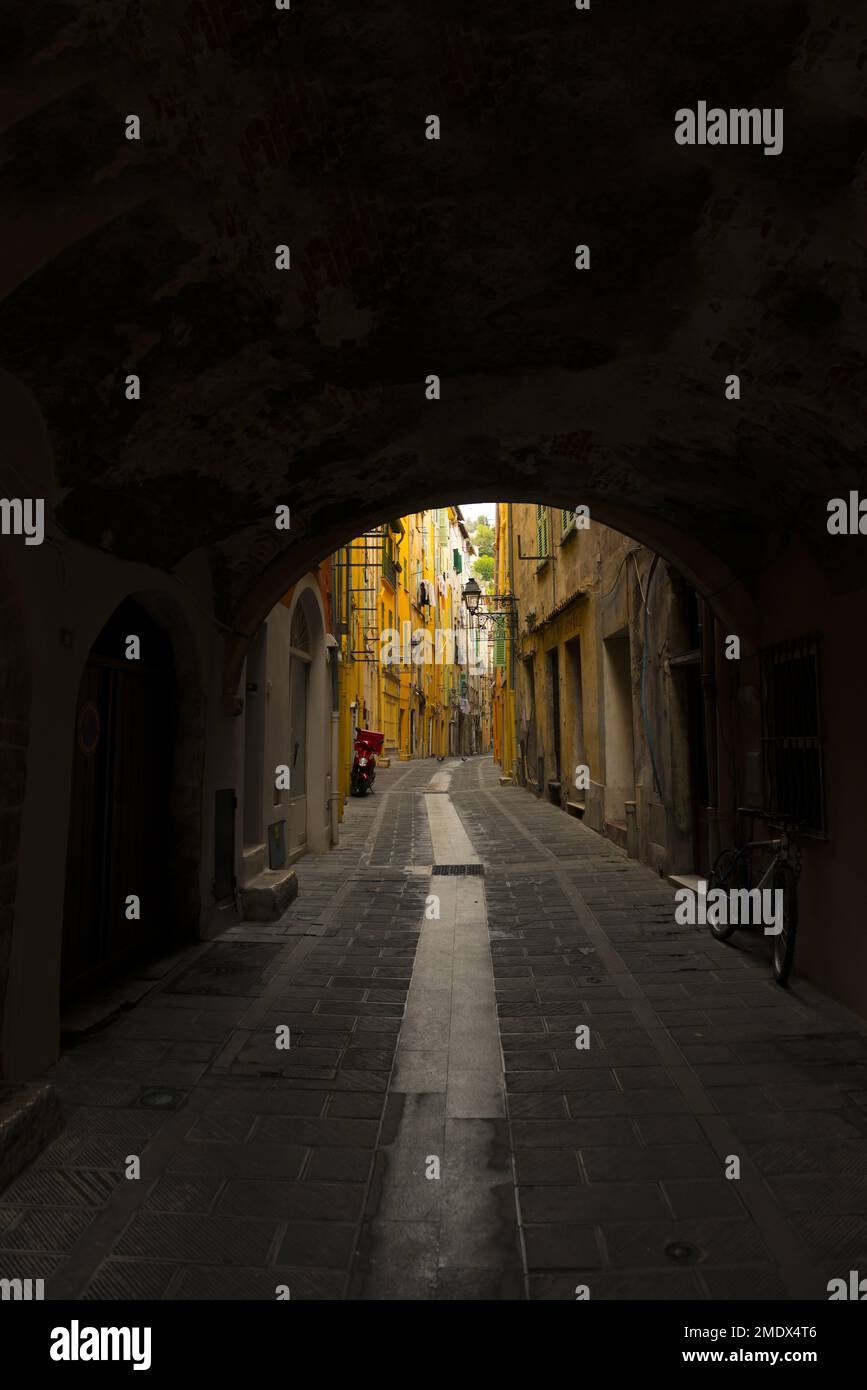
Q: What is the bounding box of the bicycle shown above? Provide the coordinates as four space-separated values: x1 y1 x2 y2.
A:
707 807 802 985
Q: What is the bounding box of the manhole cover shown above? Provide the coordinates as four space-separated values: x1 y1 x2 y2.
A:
138 1087 188 1110
665 1241 701 1264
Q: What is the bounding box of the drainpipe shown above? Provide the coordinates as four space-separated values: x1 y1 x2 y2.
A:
326 635 340 846
700 598 720 870
508 501 521 784
640 554 664 801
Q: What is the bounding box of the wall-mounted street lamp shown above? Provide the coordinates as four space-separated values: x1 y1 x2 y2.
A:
461 577 517 632
462 576 482 616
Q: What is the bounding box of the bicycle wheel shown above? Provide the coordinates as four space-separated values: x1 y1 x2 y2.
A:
707 848 744 942
771 862 798 985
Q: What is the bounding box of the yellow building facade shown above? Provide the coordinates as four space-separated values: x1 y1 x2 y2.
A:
332 508 480 816
492 502 707 879
491 503 519 783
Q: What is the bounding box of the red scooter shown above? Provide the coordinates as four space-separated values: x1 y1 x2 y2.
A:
351 729 384 796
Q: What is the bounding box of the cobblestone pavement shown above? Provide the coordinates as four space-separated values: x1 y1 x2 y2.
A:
3 757 867 1299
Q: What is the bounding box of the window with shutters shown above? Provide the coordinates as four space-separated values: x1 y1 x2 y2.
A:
437 510 449 562
761 634 825 836
493 615 506 668
536 505 550 564
561 508 576 538
382 531 397 589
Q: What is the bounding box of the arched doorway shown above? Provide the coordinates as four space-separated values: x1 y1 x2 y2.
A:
62 597 177 998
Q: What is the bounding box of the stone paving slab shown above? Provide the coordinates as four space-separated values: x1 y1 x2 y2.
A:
3 755 867 1300
448 758 867 1300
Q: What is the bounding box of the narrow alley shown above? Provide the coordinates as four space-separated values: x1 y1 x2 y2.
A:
5 757 866 1302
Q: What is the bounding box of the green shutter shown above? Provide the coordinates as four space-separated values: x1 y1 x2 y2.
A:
453 549 462 573
494 615 506 668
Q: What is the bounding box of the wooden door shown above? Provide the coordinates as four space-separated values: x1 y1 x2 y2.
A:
62 600 176 997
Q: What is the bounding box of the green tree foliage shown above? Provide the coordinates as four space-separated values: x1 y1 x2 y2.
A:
473 553 494 583
473 522 494 557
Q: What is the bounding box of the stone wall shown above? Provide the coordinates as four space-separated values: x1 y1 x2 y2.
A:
0 567 29 1079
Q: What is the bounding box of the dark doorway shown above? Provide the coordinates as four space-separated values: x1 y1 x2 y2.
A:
565 636 586 811
546 646 561 800
521 657 538 789
602 630 635 831
565 637 585 768
62 598 177 998
243 623 267 845
685 663 710 876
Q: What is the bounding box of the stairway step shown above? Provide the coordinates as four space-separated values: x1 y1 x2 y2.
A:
0 1083 64 1195
241 842 267 885
668 873 704 892
240 869 298 922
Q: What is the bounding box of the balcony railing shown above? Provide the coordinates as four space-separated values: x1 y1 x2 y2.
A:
382 553 398 590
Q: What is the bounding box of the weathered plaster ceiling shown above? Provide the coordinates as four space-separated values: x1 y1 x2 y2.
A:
1 0 865 623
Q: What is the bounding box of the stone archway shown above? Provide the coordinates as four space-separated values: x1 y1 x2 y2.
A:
2 0 867 1028
221 486 761 717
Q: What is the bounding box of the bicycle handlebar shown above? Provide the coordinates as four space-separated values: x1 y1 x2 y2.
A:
736 806 804 832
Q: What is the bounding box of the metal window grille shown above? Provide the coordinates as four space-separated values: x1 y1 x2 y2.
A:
761 633 825 836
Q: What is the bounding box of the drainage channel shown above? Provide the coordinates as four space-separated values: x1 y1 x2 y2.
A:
351 763 523 1298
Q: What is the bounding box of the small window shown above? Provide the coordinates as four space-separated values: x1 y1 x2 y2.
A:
761 634 825 835
290 602 311 654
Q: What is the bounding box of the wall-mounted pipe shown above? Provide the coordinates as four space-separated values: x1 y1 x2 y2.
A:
639 554 664 801
326 637 340 846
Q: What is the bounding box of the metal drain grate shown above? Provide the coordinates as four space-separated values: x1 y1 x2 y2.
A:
431 864 485 875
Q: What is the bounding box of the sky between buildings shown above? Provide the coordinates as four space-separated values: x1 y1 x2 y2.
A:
457 503 496 526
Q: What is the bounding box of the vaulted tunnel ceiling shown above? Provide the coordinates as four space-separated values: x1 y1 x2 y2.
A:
1 0 866 626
